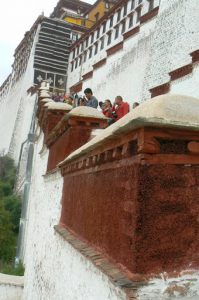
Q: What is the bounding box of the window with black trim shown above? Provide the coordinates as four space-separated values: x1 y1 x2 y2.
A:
100 37 105 50
79 56 82 66
136 7 141 22
91 33 94 44
94 43 98 55
148 0 154 11
84 51 87 62
71 61 74 72
102 21 106 33
75 58 78 69
123 4 127 16
97 28 100 39
89 47 93 58
121 20 126 34
107 32 112 45
110 15 114 27
117 9 121 22
129 13 134 28
115 25 119 39
131 0 135 10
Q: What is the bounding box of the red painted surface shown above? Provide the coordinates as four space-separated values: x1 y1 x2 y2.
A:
60 157 199 275
47 126 92 171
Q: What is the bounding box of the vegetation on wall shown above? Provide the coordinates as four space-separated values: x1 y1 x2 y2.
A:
0 155 24 275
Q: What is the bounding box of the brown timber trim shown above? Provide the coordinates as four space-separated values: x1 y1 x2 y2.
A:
190 50 199 63
93 58 107 70
123 26 140 40
107 42 123 57
150 82 170 98
82 70 93 81
140 7 159 24
169 64 193 81
69 81 83 93
54 224 147 299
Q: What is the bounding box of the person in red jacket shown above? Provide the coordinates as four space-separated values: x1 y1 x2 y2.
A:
112 96 130 121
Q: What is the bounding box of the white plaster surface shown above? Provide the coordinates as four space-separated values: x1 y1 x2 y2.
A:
0 273 23 300
0 27 39 162
137 271 199 300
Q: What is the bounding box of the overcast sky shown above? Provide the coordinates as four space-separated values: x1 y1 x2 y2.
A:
0 0 95 85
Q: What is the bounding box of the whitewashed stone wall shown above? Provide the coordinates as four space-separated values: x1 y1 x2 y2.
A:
22 130 126 300
0 27 39 162
142 0 199 100
0 273 23 300
67 0 160 106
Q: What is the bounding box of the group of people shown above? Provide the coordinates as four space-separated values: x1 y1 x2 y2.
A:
52 88 139 126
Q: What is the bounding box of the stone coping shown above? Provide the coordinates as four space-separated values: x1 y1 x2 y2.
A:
0 273 24 287
40 98 53 103
67 106 107 119
59 94 199 166
44 102 73 111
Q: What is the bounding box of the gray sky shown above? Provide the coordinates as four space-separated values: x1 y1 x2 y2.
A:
0 0 95 85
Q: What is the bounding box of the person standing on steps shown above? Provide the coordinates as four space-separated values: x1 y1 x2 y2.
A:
84 88 98 109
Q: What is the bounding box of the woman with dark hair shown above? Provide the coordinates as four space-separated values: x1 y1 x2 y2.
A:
102 99 115 125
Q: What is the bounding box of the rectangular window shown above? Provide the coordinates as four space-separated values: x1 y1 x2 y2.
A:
136 7 141 23
123 4 127 17
81 43 84 52
138 0 142 4
84 51 87 62
79 56 82 66
100 37 104 50
117 9 121 22
102 21 106 33
91 33 94 44
148 0 154 11
94 43 98 55
72 50 75 59
129 13 134 28
97 28 100 39
131 0 135 10
75 58 78 69
71 62 74 72
107 32 112 45
110 15 114 27
89 47 93 59
121 20 126 34
85 38 89 48
115 25 119 39
77 46 80 55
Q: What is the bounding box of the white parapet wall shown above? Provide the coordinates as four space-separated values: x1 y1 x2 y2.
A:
0 273 24 300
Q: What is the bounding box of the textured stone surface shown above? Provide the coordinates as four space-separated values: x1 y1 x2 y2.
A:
0 273 23 300
22 132 127 300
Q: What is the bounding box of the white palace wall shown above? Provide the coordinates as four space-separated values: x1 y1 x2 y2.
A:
0 27 39 162
22 129 127 300
67 0 160 105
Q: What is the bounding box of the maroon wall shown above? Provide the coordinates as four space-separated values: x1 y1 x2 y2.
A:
60 161 199 275
47 126 92 172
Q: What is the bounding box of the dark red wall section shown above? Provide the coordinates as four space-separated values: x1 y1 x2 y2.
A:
60 162 199 275
47 126 91 171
